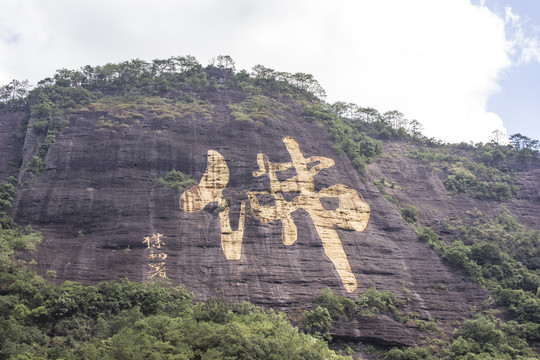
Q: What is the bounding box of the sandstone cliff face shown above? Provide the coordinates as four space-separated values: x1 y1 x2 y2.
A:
0 109 24 182
3 89 493 346
368 142 540 232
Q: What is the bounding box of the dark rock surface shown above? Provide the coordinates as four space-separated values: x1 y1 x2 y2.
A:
0 109 24 182
5 89 496 346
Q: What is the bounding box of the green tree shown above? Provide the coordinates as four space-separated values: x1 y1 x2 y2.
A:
400 205 419 224
303 306 333 338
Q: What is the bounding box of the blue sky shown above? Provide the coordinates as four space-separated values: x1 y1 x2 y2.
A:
482 0 540 141
0 0 539 144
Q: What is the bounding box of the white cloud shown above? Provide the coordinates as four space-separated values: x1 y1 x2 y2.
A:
520 37 540 63
504 6 540 65
0 0 516 143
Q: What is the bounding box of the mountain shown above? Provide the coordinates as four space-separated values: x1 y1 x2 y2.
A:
1 57 539 358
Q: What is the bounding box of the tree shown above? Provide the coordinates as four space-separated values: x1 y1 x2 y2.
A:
216 55 235 71
489 129 505 145
173 55 200 72
286 72 326 98
303 306 333 337
329 101 358 119
53 69 85 87
151 58 176 75
0 79 31 110
510 133 539 151
358 107 381 123
383 110 406 130
400 205 419 224
251 64 276 80
408 119 424 138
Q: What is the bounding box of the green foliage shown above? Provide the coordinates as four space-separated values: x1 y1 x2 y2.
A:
17 80 95 180
303 103 383 172
0 178 17 229
405 146 458 165
400 205 419 224
384 314 536 359
248 65 326 100
444 168 517 201
156 170 196 190
31 120 49 135
303 306 333 339
384 194 399 207
384 347 434 360
0 226 42 265
227 94 287 124
322 103 437 145
1 178 42 266
37 133 57 158
193 297 233 324
497 288 540 324
1 221 348 359
446 207 540 272
5 55 540 359
85 94 214 124
406 145 519 201
0 79 30 111
24 156 44 176
357 287 400 318
213 205 227 214
0 273 349 359
510 133 540 159
96 119 130 128
373 177 399 194
300 287 405 342
315 288 356 320
448 315 533 359
415 210 540 343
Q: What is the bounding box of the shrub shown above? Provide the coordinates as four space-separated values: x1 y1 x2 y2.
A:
156 170 196 190
303 306 333 338
32 120 49 135
400 205 419 224
25 156 45 176
357 287 399 317
314 288 356 320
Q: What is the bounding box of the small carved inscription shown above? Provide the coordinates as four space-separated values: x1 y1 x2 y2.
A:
143 233 168 278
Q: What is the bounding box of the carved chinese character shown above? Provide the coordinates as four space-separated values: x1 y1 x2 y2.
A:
247 137 370 292
142 236 151 248
148 262 167 278
142 233 166 249
180 150 245 260
149 252 168 260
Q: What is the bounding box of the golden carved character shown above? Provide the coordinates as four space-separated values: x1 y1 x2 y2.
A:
142 236 151 248
149 252 168 260
247 137 370 292
180 150 246 260
148 262 167 278
143 233 166 249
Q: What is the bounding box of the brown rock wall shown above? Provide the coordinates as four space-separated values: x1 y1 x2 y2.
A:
11 90 488 346
0 109 24 181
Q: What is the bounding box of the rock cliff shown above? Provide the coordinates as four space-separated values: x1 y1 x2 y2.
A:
2 66 538 348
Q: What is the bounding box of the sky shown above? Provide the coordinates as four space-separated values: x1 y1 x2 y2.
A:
0 0 538 144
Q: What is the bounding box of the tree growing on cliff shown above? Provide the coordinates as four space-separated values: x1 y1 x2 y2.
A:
510 133 539 154
0 79 30 110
